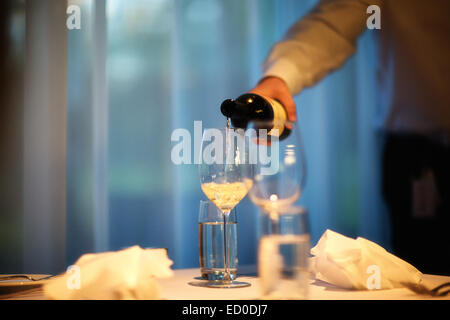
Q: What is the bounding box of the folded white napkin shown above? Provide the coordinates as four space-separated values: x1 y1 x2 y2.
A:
310 229 423 290
43 246 173 299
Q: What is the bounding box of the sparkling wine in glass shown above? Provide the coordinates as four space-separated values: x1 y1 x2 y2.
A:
195 126 253 288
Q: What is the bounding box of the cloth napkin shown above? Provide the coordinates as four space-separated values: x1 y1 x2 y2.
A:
310 229 423 290
43 245 173 299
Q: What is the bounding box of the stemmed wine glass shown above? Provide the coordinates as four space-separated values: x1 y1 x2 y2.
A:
247 119 306 227
196 126 253 288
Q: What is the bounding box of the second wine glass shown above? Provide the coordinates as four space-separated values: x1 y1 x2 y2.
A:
247 119 306 224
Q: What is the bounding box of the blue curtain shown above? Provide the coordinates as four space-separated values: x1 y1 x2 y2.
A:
64 0 391 270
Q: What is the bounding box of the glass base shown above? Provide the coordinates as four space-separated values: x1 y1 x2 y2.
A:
201 269 237 281
188 280 251 288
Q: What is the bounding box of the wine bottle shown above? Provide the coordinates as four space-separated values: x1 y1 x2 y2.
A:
220 93 291 140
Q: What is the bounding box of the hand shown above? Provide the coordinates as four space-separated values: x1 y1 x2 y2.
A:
249 76 297 122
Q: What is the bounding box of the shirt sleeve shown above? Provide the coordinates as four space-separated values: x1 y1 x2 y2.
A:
262 0 382 95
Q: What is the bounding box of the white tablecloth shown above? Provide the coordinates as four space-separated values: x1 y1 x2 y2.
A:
3 268 450 300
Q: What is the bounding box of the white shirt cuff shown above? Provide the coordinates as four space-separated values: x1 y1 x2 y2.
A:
262 58 305 96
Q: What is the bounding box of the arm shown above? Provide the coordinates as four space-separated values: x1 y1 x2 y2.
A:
250 0 382 121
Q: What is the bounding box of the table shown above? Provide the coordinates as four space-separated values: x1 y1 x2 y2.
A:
2 268 449 300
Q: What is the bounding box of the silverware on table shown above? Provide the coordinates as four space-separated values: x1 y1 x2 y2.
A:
0 274 54 282
402 281 450 297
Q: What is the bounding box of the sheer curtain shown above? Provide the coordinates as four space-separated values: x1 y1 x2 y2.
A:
66 0 390 270
0 0 390 273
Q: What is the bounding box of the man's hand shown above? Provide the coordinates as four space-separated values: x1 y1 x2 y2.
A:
249 76 297 122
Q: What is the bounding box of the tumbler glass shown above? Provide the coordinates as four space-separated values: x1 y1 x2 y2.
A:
198 200 238 281
258 206 310 299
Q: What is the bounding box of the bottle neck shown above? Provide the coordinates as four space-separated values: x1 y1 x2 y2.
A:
220 98 251 118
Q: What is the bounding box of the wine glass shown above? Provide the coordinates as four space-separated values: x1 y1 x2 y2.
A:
197 126 253 288
247 119 306 228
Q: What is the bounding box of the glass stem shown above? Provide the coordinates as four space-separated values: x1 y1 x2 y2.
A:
270 211 280 234
223 211 231 283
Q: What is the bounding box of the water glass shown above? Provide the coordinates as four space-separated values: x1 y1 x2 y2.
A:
199 200 238 281
258 206 310 299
